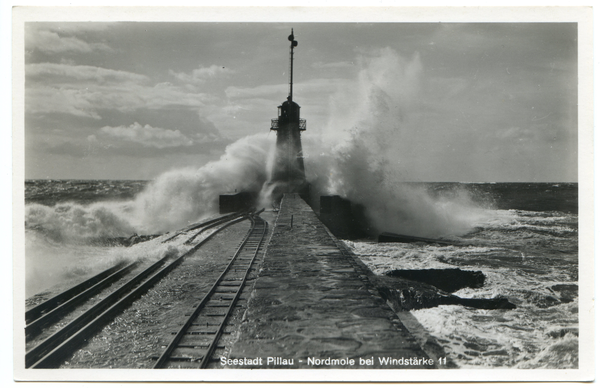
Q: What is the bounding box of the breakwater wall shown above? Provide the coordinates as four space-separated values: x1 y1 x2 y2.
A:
227 193 435 369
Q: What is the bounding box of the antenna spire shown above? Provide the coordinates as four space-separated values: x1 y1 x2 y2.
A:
288 29 298 101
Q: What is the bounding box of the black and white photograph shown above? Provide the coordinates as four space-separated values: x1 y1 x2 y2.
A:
12 5 594 383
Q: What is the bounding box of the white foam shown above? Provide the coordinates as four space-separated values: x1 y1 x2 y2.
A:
303 48 498 238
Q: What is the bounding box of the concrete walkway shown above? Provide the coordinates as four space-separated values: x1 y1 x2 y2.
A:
228 194 434 369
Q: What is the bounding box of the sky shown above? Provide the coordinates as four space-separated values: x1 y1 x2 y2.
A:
23 22 578 182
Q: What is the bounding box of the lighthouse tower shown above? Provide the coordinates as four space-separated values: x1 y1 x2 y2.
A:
269 29 308 199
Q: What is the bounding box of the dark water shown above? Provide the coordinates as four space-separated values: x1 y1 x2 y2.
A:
25 179 148 206
425 182 578 214
25 180 578 213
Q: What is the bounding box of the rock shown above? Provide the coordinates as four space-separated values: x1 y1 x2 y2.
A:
458 297 517 310
547 327 579 338
374 275 516 311
378 232 456 245
383 268 486 293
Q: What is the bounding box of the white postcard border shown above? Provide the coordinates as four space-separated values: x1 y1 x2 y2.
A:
11 5 595 383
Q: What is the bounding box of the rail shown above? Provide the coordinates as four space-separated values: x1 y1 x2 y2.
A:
153 214 267 368
26 213 250 369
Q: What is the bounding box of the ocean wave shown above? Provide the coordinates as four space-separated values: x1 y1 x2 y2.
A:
480 221 576 236
25 201 137 242
411 297 578 368
25 134 274 242
516 332 579 369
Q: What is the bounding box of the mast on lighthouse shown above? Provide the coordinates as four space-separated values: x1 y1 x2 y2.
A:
288 29 297 101
269 29 308 198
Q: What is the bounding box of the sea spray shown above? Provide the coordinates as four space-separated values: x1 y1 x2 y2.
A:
130 134 272 233
25 134 273 240
24 134 274 296
304 48 494 238
25 227 181 297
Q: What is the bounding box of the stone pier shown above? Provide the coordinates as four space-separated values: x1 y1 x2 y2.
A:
229 194 434 369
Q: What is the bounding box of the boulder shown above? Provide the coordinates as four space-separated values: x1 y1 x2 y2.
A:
374 275 515 311
383 268 486 293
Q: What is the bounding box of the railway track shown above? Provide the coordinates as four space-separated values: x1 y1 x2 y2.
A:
162 211 246 244
25 211 253 369
153 214 268 369
25 260 140 340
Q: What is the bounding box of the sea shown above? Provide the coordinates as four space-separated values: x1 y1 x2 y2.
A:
23 180 579 369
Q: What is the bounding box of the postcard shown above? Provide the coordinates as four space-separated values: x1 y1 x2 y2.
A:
12 5 594 383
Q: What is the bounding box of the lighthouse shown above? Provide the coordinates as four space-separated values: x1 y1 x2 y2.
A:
268 29 308 200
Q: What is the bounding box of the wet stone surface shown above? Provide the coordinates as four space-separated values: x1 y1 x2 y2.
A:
229 194 433 369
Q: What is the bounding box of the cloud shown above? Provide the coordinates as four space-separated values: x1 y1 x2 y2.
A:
29 23 111 34
144 82 213 110
225 84 285 100
213 77 352 138
27 62 148 83
427 77 470 100
26 86 103 119
26 25 113 54
224 78 346 106
35 132 231 160
169 65 234 84
99 122 195 148
94 120 227 152
26 63 211 119
311 61 355 69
